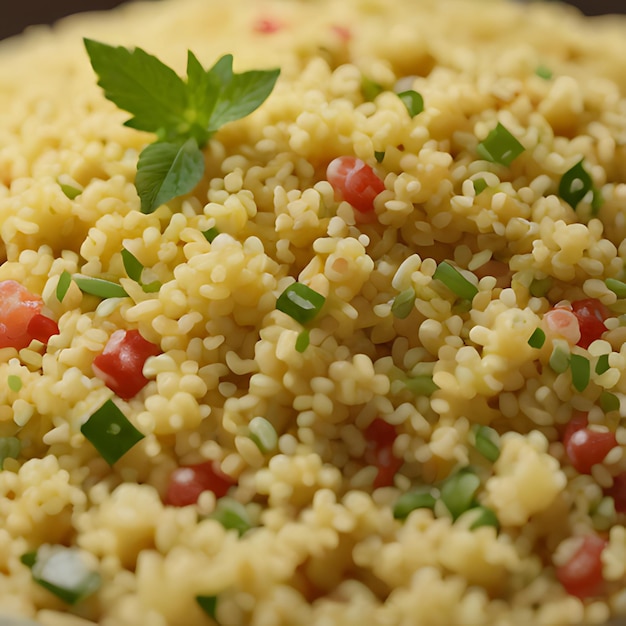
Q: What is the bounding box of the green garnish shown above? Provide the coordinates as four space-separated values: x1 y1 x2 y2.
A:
211 497 252 536
25 545 101 605
570 353 590 392
440 468 481 521
467 505 500 531
397 90 424 117
529 277 552 298
534 65 553 80
549 344 570 374
391 287 416 319
374 151 385 164
605 277 626 298
248 416 278 453
527 327 546 349
7 374 22 392
121 248 143 283
84 39 280 214
0 436 21 469
472 178 488 195
600 391 620 413
595 354 610 376
404 375 439 397
558 159 596 211
393 487 437 519
73 276 128 299
361 76 384 101
476 122 525 166
141 280 162 293
202 227 220 243
433 261 478 301
295 329 310 353
196 595 219 621
56 270 72 302
472 425 500 463
59 181 83 200
276 282 325 324
80 399 145 465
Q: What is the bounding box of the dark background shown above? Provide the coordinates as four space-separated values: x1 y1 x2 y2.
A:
0 0 625 40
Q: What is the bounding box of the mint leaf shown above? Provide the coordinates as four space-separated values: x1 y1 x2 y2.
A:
185 51 220 145
135 138 205 213
84 38 188 135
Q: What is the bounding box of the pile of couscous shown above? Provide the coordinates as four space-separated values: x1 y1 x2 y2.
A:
1 0 626 624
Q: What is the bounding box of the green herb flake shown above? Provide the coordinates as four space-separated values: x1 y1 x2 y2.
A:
472 178 488 195
558 159 594 210
295 329 310 353
74 276 128 299
121 248 144 282
397 90 424 117
595 353 611 376
570 353 590 392
0 436 21 469
606 277 626 299
20 551 37 568
7 374 22 392
404 375 439 397
600 391 620 413
440 468 481 521
56 270 73 302
211 497 252 536
196 595 218 621
81 399 145 465
141 280 162 293
59 181 83 200
84 39 280 214
472 425 500 463
374 150 385 164
433 261 478 301
534 65 553 80
549 344 570 374
393 487 437 520
467 505 500 531
361 76 384 101
391 288 416 319
202 227 220 243
527 327 546 349
476 122 525 166
529 277 552 298
276 282 325 324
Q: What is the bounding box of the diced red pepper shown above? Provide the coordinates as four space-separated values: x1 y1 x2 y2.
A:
164 461 236 507
253 17 283 33
27 313 60 344
0 280 50 350
364 418 402 488
556 534 607 599
562 411 617 475
92 329 161 400
326 156 385 224
571 298 610 349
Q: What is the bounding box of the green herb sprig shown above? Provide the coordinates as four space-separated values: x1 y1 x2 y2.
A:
84 39 280 214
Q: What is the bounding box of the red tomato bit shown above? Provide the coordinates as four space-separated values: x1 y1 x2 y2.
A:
326 156 385 224
571 298 610 349
556 534 607 599
27 313 60 344
253 17 283 33
604 471 626 513
562 411 617 475
364 418 402 489
92 329 161 400
164 461 236 507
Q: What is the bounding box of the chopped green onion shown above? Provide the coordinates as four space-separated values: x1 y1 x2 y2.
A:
472 178 488 195
595 354 611 376
141 280 162 293
249 416 278 453
600 391 620 413
81 399 144 465
549 344 570 374
211 497 252 536
74 276 128 299
476 122 525 166
276 282 325 324
534 65 553 80
7 374 22 392
0 436 21 469
121 248 143 283
529 277 552 298
393 487 437 519
196 595 218 621
59 181 82 200
27 545 101 605
433 261 478 301
440 468 481 521
374 151 385 164
527 327 546 349
605 278 626 298
295 329 310 353
404 375 439 397
391 288 416 319
202 227 219 243
20 551 37 568
361 76 384 101
472 425 500 463
558 159 593 210
570 353 590 392
56 270 72 302
397 90 424 117
467 505 500 531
